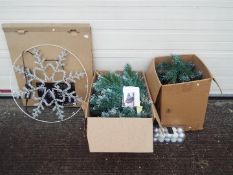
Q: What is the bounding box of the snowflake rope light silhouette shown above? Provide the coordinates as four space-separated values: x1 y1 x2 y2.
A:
11 44 88 123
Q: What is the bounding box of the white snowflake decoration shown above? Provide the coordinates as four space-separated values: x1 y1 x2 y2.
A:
13 48 86 121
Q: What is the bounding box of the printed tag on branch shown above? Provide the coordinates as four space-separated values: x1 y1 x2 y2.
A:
136 106 143 114
122 86 140 107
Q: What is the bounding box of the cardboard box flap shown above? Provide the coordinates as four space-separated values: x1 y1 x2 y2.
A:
189 55 213 79
2 23 91 33
2 23 93 105
145 59 162 103
142 72 162 128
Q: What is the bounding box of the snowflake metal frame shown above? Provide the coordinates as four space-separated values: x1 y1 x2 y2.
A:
10 44 88 123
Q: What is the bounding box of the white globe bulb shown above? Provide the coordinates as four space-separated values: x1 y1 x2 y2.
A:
177 128 184 134
154 133 159 138
158 135 165 142
154 128 159 133
172 127 177 133
171 137 177 143
165 133 172 139
178 133 185 139
172 133 178 139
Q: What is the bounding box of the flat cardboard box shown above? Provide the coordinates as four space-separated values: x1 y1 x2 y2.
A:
2 23 93 106
85 71 159 153
146 55 213 131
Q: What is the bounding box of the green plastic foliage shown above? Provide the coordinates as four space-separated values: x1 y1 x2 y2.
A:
156 55 203 85
90 64 151 118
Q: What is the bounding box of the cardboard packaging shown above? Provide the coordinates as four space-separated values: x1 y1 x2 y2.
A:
2 23 93 106
85 71 160 153
146 55 213 131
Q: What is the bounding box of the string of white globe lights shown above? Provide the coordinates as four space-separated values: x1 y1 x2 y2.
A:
153 127 186 143
10 44 88 123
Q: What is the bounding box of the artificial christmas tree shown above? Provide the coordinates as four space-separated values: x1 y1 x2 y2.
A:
89 64 151 118
156 55 203 84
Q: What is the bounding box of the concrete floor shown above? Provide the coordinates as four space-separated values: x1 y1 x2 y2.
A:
0 99 232 175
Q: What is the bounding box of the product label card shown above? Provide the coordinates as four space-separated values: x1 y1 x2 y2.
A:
122 86 140 107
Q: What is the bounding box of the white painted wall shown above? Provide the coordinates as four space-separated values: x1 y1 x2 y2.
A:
0 0 233 95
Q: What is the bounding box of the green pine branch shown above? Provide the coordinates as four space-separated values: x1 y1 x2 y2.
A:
90 64 151 118
156 55 203 85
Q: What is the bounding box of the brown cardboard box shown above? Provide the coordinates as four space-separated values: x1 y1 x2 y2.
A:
146 55 213 131
85 71 160 153
2 23 93 106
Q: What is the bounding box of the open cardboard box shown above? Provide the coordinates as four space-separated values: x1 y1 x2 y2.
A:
85 71 160 153
2 23 93 106
146 55 213 131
